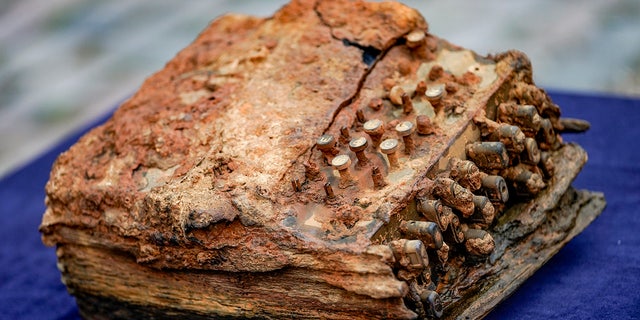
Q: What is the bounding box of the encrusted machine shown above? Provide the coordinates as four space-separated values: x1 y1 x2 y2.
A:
40 1 605 319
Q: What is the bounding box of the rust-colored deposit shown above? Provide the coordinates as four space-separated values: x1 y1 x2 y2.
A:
40 0 604 319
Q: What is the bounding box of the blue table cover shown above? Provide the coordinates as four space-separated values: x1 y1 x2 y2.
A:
1 91 638 319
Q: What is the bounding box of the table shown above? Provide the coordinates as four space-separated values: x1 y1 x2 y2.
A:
1 91 638 319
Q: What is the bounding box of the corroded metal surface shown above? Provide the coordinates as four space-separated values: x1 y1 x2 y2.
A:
40 0 604 319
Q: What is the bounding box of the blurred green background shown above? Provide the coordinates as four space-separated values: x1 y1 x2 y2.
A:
1 0 639 177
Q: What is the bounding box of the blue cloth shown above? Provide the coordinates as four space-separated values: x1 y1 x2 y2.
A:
1 91 638 319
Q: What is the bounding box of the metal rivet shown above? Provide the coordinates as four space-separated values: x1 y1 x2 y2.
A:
304 161 322 181
445 82 458 94
380 138 400 169
324 182 335 199
316 134 338 162
425 84 445 106
432 177 475 218
382 78 396 91
539 151 554 177
414 80 427 98
480 175 509 203
356 109 367 123
417 199 455 231
428 65 444 81
416 114 435 135
448 158 482 191
497 103 542 134
399 220 443 250
317 134 334 147
339 126 351 144
489 124 526 154
331 154 351 170
471 195 495 227
291 178 301 192
402 93 413 114
398 60 412 76
349 137 369 166
389 85 405 105
331 154 353 187
522 137 541 165
395 121 416 155
406 30 426 49
465 141 510 170
421 290 444 318
403 239 429 270
368 97 383 111
538 118 556 149
449 215 465 243
371 166 387 189
389 239 430 272
363 119 385 149
461 226 495 256
502 165 546 196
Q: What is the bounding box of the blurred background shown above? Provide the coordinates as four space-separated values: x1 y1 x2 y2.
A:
1 0 639 178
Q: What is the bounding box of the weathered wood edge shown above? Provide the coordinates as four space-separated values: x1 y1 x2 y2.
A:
58 245 414 320
66 188 605 320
